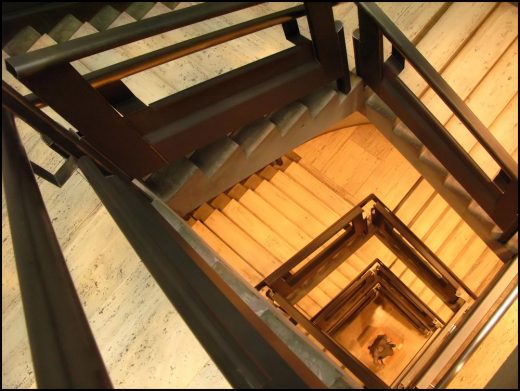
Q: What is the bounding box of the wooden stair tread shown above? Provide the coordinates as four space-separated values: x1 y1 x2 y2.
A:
408 195 450 239
70 21 176 105
204 201 333 308
334 2 449 72
283 162 353 215
264 168 340 227
3 26 41 56
250 174 364 288
395 179 436 225
215 197 298 262
250 176 326 238
191 220 263 286
464 248 503 296
202 208 280 276
234 187 312 250
219 196 353 301
356 235 395 267
450 236 489 292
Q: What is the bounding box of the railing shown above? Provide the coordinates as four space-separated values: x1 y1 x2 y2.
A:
3 2 518 388
5 2 350 178
2 107 112 388
2 88 328 388
353 2 518 240
2 2 133 47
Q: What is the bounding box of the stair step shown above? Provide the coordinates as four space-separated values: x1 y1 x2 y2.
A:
161 2 181 11
283 162 353 216
248 171 359 288
356 236 395 267
464 248 503 296
260 167 340 227
193 204 321 317
366 94 397 125
192 203 214 221
410 207 461 290
466 200 496 233
301 87 338 118
209 202 338 306
410 194 450 241
394 121 423 151
246 175 324 238
146 158 202 201
48 15 83 43
270 102 309 136
227 183 249 200
395 179 436 225
90 5 121 31
443 174 472 206
3 26 41 56
453 235 489 293
419 3 518 126
203 208 280 276
191 220 263 286
418 148 448 177
400 2 496 97
211 196 299 262
232 185 352 296
467 91 518 177
125 2 157 20
231 187 312 250
190 137 240 177
505 232 518 254
436 220 480 280
231 119 276 156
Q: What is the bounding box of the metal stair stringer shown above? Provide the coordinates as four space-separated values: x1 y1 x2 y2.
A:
145 76 364 217
364 94 518 261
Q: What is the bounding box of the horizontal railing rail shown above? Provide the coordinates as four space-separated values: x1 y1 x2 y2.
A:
356 2 518 182
5 2 349 179
2 2 132 48
412 257 518 388
2 81 128 179
24 4 308 108
5 2 261 78
354 2 518 238
2 106 112 389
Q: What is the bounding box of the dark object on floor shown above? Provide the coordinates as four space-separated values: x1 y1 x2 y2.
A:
368 334 396 365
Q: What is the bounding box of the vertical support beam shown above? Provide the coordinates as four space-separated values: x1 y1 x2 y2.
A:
357 5 383 85
281 18 300 43
2 108 112 389
334 21 351 93
2 81 128 179
352 28 362 77
495 180 518 243
21 64 165 178
304 2 343 76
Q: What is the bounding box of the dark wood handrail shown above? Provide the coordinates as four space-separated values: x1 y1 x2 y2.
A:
5 2 260 78
24 4 306 108
2 107 112 388
356 2 518 181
